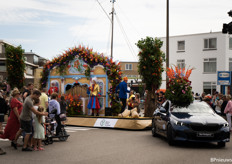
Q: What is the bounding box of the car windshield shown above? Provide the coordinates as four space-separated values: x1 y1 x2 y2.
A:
171 101 214 113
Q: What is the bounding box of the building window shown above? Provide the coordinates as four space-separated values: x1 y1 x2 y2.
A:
26 66 33 75
34 55 39 65
203 82 216 95
38 58 46 66
177 41 185 51
125 64 132 70
0 43 5 54
229 38 232 49
204 38 217 50
0 61 6 72
229 58 232 71
0 44 2 54
203 58 216 73
177 59 185 69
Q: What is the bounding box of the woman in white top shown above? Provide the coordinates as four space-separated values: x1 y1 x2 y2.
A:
33 98 45 151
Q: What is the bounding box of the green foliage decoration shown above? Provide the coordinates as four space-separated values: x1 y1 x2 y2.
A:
165 77 193 107
5 45 25 89
84 66 91 80
136 37 165 91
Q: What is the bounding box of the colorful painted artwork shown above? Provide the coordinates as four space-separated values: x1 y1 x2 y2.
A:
68 57 87 74
50 80 59 93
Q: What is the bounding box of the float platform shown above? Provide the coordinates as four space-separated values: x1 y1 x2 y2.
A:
66 116 152 130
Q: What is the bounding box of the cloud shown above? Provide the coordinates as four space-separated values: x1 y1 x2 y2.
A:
0 0 232 61
0 0 107 25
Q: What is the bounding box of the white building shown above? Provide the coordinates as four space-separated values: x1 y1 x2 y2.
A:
159 31 232 95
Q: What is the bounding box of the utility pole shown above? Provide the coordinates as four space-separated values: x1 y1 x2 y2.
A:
110 0 115 60
166 0 169 86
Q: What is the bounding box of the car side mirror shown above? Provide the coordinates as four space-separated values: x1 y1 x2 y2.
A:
160 107 166 113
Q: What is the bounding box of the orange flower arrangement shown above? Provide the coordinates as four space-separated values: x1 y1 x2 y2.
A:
165 66 194 107
65 94 83 116
166 66 193 80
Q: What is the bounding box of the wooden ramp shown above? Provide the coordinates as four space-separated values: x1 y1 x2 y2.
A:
66 116 152 130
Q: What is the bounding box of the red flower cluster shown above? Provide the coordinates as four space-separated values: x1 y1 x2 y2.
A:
65 94 83 116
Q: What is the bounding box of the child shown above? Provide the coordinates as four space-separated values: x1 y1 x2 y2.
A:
33 101 45 151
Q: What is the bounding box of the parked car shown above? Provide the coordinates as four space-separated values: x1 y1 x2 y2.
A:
152 100 230 147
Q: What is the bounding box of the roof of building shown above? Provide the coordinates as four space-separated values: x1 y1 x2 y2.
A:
159 31 224 39
24 51 47 60
0 40 15 47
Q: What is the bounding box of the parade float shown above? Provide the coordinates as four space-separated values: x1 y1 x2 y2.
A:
165 66 194 107
40 45 151 130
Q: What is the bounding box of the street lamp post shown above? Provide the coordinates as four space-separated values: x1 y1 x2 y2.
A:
110 0 115 60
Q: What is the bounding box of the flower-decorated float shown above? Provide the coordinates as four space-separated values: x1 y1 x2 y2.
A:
165 66 194 107
40 45 122 116
40 45 151 130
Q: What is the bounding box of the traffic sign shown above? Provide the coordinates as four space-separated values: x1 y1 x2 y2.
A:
217 71 231 85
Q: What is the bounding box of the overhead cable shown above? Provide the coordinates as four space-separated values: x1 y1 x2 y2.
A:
96 0 111 22
115 13 138 61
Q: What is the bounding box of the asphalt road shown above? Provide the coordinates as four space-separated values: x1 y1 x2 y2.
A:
0 126 232 164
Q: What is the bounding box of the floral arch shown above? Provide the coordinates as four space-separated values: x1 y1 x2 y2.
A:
40 45 122 112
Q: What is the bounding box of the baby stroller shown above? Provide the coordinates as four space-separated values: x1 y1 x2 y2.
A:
43 117 54 145
43 109 69 145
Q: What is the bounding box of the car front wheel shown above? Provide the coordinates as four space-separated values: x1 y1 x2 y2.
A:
167 124 175 146
152 120 158 137
217 142 226 148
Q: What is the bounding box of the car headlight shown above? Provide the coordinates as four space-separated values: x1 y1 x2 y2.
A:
223 123 229 127
174 120 184 126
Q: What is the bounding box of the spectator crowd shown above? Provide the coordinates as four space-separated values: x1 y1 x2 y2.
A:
1 79 232 155
0 81 67 154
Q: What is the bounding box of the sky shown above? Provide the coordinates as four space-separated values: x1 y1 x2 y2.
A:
0 0 232 62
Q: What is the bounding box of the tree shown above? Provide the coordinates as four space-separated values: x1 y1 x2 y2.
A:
5 45 25 89
136 37 165 117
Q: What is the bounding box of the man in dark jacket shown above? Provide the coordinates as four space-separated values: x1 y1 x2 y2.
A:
116 77 130 113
